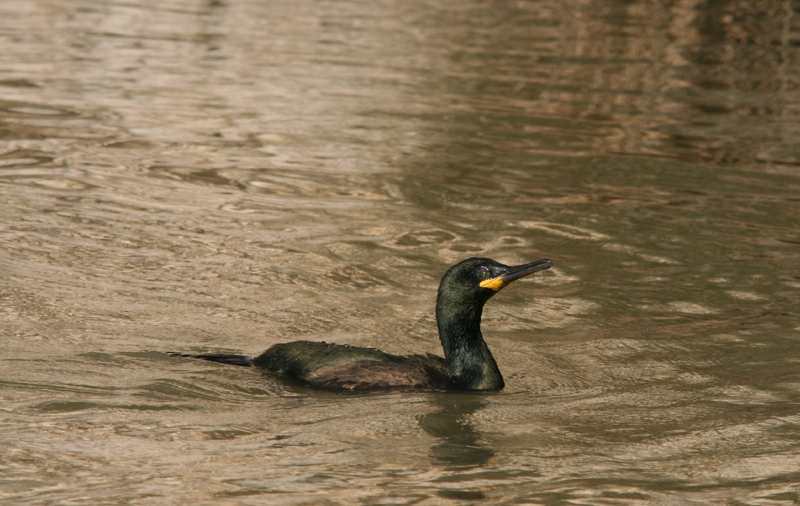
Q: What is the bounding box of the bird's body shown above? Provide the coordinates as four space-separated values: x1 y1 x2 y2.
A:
259 341 452 390
170 257 552 391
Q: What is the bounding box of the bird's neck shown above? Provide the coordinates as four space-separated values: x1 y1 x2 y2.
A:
436 303 505 390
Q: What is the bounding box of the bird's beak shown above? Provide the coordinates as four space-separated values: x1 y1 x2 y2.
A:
479 258 553 291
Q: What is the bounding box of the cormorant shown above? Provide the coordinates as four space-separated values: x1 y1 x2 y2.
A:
170 257 552 391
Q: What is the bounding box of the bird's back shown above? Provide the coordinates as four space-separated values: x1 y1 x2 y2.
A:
255 341 452 391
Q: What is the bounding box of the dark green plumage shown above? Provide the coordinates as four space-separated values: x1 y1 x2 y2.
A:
170 257 552 391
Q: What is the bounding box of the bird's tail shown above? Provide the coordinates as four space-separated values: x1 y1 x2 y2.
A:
168 352 255 367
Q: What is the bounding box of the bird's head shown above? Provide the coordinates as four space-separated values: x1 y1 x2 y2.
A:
437 257 553 308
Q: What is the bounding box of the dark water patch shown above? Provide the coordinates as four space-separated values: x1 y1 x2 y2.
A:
0 150 54 168
436 489 486 500
203 428 262 440
36 401 102 412
0 79 39 88
104 139 163 149
146 165 240 188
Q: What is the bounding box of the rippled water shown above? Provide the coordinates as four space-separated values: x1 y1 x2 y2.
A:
2 0 800 504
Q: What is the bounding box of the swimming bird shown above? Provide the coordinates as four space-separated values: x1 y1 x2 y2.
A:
170 257 552 391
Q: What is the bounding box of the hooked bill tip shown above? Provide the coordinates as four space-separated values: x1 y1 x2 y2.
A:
479 258 552 291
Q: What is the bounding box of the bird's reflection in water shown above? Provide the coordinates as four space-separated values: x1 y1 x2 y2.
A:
418 394 494 469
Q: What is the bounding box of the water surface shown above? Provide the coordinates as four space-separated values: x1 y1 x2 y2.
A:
2 0 800 504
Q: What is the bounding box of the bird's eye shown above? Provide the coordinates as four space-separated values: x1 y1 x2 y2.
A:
480 270 491 280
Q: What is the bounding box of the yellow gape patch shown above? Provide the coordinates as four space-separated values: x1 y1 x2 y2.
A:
479 277 507 291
